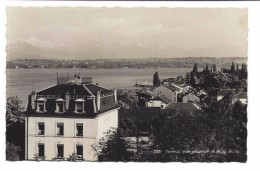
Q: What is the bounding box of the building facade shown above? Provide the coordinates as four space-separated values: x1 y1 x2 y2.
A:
25 76 119 161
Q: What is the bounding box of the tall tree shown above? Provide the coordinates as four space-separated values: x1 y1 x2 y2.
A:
193 63 198 73
231 62 235 73
206 64 209 71
213 64 217 72
153 71 161 87
185 72 190 85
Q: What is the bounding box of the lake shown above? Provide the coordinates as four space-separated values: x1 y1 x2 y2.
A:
6 68 193 104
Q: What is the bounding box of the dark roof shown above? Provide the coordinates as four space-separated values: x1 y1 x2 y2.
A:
27 83 117 117
217 89 235 96
84 84 112 96
149 96 171 104
37 83 112 96
165 102 198 112
37 84 91 96
236 92 247 99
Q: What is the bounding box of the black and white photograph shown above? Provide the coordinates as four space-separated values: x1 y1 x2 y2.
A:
1 1 259 169
4 5 249 162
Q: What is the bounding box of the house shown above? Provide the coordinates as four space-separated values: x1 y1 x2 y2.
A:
165 102 199 113
146 95 171 109
197 89 207 97
217 89 236 101
236 92 247 104
182 93 200 103
25 75 119 161
137 90 153 107
153 85 179 102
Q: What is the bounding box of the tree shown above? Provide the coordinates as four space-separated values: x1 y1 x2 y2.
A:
6 142 22 161
94 128 134 161
193 63 198 73
185 72 190 85
6 96 25 160
153 71 161 87
213 64 217 72
6 96 25 126
206 64 209 71
231 62 235 74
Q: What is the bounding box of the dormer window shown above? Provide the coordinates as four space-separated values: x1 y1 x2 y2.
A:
55 98 65 113
36 98 46 113
74 99 85 113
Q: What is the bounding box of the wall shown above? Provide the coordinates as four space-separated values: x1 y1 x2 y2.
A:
97 108 119 140
26 117 98 161
146 100 166 109
153 86 177 102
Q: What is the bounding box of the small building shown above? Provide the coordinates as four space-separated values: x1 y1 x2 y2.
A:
182 93 200 103
137 90 153 107
25 75 119 161
165 102 199 113
146 96 171 109
153 85 179 102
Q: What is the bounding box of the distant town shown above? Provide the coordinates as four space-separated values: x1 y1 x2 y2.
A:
7 57 247 69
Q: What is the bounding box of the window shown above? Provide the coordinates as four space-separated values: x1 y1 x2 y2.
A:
38 122 45 135
76 123 83 136
57 123 64 136
76 145 83 158
36 98 46 112
75 99 85 113
55 99 65 113
57 102 64 112
57 144 64 158
76 102 83 113
38 144 45 157
38 102 44 112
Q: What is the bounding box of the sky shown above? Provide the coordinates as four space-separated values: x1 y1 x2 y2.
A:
6 7 248 60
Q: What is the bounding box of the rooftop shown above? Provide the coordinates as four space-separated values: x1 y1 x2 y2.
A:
236 92 247 99
165 102 198 112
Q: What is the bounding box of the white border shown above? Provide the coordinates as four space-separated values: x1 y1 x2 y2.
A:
1 1 260 171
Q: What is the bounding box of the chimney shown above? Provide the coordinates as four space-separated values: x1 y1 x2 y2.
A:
114 88 117 102
65 91 70 110
31 90 36 110
74 74 82 85
96 90 101 111
93 97 97 113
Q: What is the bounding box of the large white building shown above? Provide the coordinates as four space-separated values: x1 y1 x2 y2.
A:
25 76 119 161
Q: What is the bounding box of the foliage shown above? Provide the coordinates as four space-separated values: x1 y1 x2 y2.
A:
6 142 22 161
6 96 25 126
144 100 247 162
153 72 161 87
67 152 77 161
33 153 46 161
6 96 26 160
94 128 134 161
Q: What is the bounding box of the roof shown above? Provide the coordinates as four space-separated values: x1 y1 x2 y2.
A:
217 89 235 96
149 96 171 104
37 83 112 96
37 84 92 96
27 83 117 117
236 92 247 99
163 84 180 92
165 102 198 112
